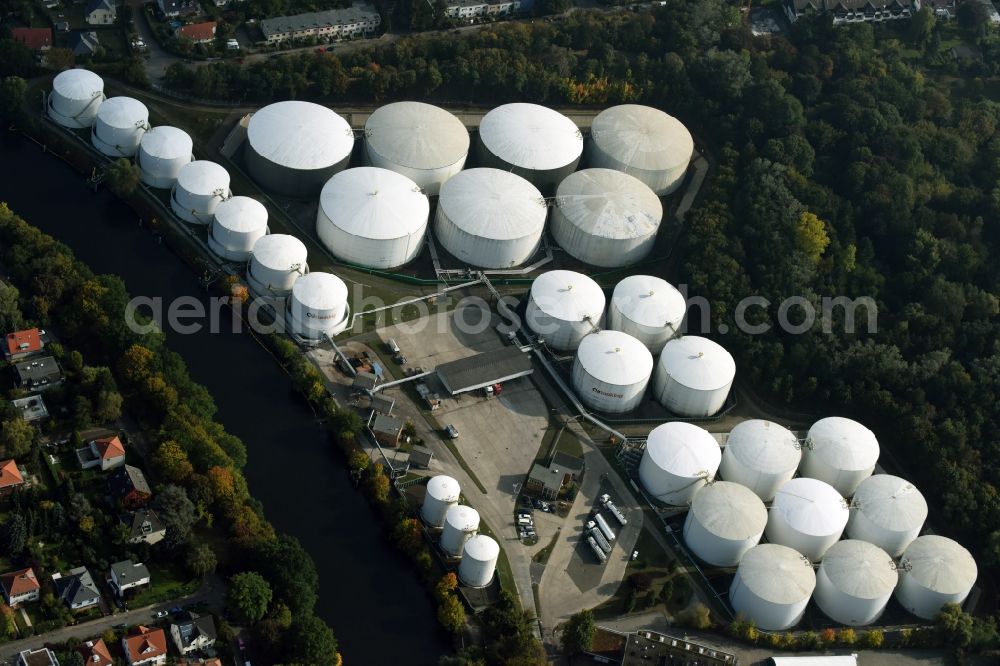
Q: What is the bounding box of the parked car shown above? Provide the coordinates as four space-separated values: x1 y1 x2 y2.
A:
153 610 168 618
444 424 459 439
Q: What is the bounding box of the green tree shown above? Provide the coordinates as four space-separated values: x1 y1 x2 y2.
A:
862 629 884 649
347 449 370 472
106 159 141 199
935 602 973 647
0 76 27 123
561 609 595 655
794 211 830 264
259 535 319 616
0 282 23 333
152 484 198 549
437 593 466 634
227 571 272 625
1 513 27 556
0 418 34 459
93 389 123 422
185 543 217 578
366 464 390 504
153 440 195 483
286 613 338 664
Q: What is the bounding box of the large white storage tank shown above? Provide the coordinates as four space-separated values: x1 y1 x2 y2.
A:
91 96 148 157
814 540 897 627
459 535 499 588
316 167 429 269
245 101 354 197
729 543 816 631
48 68 105 128
364 101 470 196
208 196 269 262
652 336 735 417
286 272 350 340
896 535 977 620
137 126 193 189
525 270 605 351
683 481 767 567
638 422 721 505
440 505 480 557
765 477 849 562
572 330 653 414
551 169 663 268
607 275 685 354
246 234 308 298
587 104 694 196
170 161 231 225
435 168 547 269
476 103 583 194
718 419 800 502
800 417 879 497
847 474 928 558
421 475 461 528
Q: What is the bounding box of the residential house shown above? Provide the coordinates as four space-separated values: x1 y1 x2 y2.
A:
526 463 564 500
12 395 49 423
0 459 25 495
157 0 199 17
176 21 217 44
18 648 59 666
1 568 41 607
70 32 100 58
10 28 53 51
370 414 404 447
13 356 63 391
127 508 167 545
76 434 126 471
926 0 956 19
784 0 919 23
260 4 382 44
109 560 150 597
123 626 168 666
76 639 113 666
444 0 521 19
111 465 152 509
52 567 101 610
170 613 217 655
54 21 70 33
85 0 117 25
974 0 1000 25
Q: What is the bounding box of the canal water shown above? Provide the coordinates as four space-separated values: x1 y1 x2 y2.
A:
0 130 447 664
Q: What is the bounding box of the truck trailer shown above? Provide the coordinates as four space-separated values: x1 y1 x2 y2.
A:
587 536 608 564
589 525 612 554
594 512 616 542
601 493 628 526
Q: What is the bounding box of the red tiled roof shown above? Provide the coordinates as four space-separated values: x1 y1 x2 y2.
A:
96 435 125 460
76 639 113 666
176 21 216 42
5 328 42 356
10 28 52 51
124 627 167 662
1 568 40 597
0 459 23 489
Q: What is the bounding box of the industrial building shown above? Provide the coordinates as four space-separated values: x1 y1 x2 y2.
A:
846 474 928 558
525 270 605 351
814 540 897 627
208 196 269 262
48 68 104 129
91 97 149 157
459 534 499 587
422 475 461 527
718 419 800 502
441 505 480 557
246 234 308 298
571 330 653 414
895 535 977 620
683 481 767 567
799 416 879 497
136 126 193 189
435 347 533 395
606 275 685 354
651 335 734 417
765 477 849 562
170 161 231 225
638 422 720 506
285 271 350 340
729 543 816 631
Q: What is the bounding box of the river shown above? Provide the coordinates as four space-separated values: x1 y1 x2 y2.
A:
0 129 448 664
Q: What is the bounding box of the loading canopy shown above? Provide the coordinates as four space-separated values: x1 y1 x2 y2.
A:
436 346 533 395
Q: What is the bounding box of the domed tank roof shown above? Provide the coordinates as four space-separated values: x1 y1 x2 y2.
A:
318 167 429 240
291 272 348 311
529 270 605 323
690 481 768 541
554 169 662 240
427 475 461 502
806 417 879 470
576 330 653 386
95 96 147 128
820 540 898 600
437 168 547 240
726 420 801 473
53 68 103 100
251 234 307 270
176 161 230 195
736 543 816 604
851 475 928 534
444 505 480 531
139 126 192 161
658 336 735 391
365 101 469 170
770 478 849 537
213 196 268 233
900 535 977 595
478 103 582 170
247 101 353 170
611 275 686 330
645 422 721 479
590 104 694 173
463 533 500 560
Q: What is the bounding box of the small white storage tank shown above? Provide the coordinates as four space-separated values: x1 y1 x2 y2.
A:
552 169 662 268
607 275 685 354
421 475 461 528
208 196 269 262
572 330 652 414
718 419 800 502
525 270 605 351
137 126 193 189
638 422 720 505
91 96 148 157
765 477 849 562
440 505 480 557
800 417 879 497
587 104 694 196
364 101 470 196
170 161 231 225
476 103 583 194
814 540 897 627
847 474 928 558
459 534 500 588
730 543 816 631
246 234 308 298
48 68 104 128
286 272 350 340
652 336 735 417
245 101 354 197
435 168 547 269
316 167 429 269
683 481 767 567
896 535 977 620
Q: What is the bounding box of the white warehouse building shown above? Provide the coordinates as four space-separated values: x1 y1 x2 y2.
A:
136 126 193 189
719 419 801 502
422 475 461 528
652 336 734 417
729 543 816 631
525 270 605 351
208 196 269 262
814 540 897 627
683 481 767 567
607 275 685 354
571 330 653 414
285 272 350 340
896 535 977 620
765 477 849 562
48 68 105 128
846 474 928 558
246 234 308 298
91 96 149 157
638 422 721 506
799 417 879 497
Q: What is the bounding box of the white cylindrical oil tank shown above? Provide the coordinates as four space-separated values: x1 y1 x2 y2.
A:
551 169 663 268
814 540 897 627
440 505 480 557
48 68 105 128
638 422 721 505
896 535 977 620
572 330 653 414
607 275 685 354
652 336 735 417
525 270 605 351
435 168 547 269
208 196 269 262
91 96 148 157
286 272 350 340
246 234 308 298
847 475 928 558
730 543 816 631
587 104 694 196
137 126 193 189
316 167 429 269
683 481 767 567
765 478 849 562
476 103 583 195
245 101 354 197
459 534 500 588
800 417 879 497
364 101 470 196
718 419 801 502
170 161 231 225
422 475 461 528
